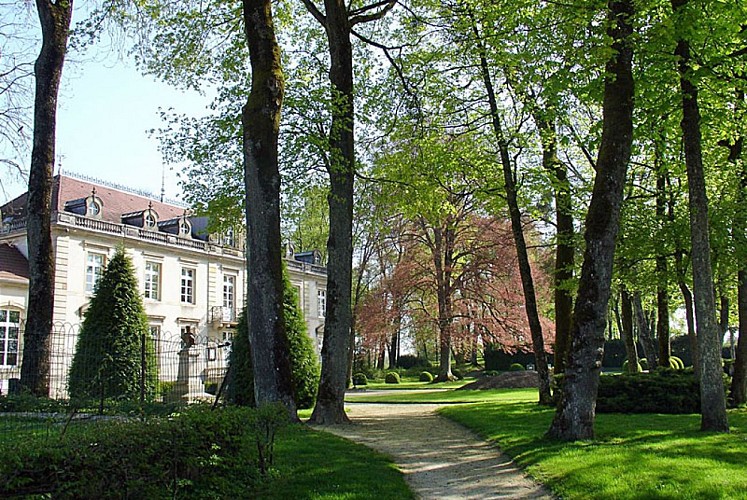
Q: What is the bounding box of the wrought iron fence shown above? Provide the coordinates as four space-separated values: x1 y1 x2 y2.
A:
0 322 231 435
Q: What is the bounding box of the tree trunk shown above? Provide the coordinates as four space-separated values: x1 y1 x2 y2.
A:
547 0 635 441
671 0 728 432
310 0 355 424
433 226 455 382
20 0 73 396
728 119 747 405
242 0 297 418
473 27 551 405
731 270 747 405
634 293 658 369
620 288 639 371
656 170 671 367
719 292 729 346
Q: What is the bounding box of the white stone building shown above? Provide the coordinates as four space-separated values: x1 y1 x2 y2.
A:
0 172 327 398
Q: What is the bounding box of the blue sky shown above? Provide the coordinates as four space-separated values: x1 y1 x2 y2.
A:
2 49 212 205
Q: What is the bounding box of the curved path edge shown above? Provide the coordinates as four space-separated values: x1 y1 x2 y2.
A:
310 402 554 499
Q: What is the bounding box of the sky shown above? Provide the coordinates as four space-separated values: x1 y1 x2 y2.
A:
1 31 213 205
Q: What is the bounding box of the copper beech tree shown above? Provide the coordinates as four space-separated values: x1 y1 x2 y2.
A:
356 216 555 372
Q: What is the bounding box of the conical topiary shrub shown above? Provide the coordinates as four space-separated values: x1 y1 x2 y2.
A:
226 265 320 409
68 247 157 405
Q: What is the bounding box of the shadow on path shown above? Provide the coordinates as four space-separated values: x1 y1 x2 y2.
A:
311 403 553 500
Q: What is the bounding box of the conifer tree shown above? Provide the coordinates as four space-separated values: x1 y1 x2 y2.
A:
227 267 320 409
68 248 156 403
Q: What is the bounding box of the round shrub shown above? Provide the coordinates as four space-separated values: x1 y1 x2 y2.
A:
385 372 401 384
509 363 525 371
640 358 649 370
352 373 368 386
669 356 685 370
452 368 464 380
484 370 499 377
622 359 643 373
419 371 434 382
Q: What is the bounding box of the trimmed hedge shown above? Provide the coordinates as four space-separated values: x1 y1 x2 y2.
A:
385 372 401 384
596 369 724 414
509 363 525 371
419 371 434 382
1 406 285 497
352 373 368 386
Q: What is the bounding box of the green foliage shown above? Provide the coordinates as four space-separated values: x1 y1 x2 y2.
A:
281 270 320 409
68 248 157 402
669 356 685 370
352 373 368 386
452 368 464 380
384 372 401 384
509 363 526 372
639 358 649 371
0 406 261 498
397 354 427 369
252 403 290 475
622 359 643 373
484 370 500 377
0 394 68 413
441 394 747 499
226 267 320 409
225 310 254 406
596 369 722 414
419 371 434 382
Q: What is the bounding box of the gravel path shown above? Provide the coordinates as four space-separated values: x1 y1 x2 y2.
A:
312 402 553 499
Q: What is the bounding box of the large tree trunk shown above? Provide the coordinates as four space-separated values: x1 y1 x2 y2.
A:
547 0 635 441
620 288 639 371
671 0 728 432
310 0 355 424
242 0 297 418
634 293 658 369
473 28 551 404
20 0 73 396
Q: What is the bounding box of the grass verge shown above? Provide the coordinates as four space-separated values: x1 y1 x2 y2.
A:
250 424 414 499
438 390 747 499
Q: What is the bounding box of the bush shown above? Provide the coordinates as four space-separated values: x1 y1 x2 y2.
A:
0 406 277 497
640 358 649 370
451 368 464 380
596 369 727 414
68 247 157 403
352 373 368 386
226 267 320 409
419 371 434 382
483 370 499 377
669 356 685 370
384 372 401 384
622 359 643 373
397 355 427 369
509 363 525 371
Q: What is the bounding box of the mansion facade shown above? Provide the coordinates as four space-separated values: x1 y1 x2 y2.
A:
0 172 327 398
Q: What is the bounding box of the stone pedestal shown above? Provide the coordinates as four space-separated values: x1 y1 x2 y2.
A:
175 347 214 403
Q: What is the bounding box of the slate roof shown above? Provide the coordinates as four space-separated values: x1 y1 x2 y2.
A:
0 244 29 282
1 174 186 225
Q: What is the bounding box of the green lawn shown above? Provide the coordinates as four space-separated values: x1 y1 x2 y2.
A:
347 386 537 403
356 377 474 390
436 390 747 499
250 425 414 499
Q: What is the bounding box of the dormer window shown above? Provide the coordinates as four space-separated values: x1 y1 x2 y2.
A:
143 202 158 230
178 213 191 238
85 188 102 218
88 199 101 216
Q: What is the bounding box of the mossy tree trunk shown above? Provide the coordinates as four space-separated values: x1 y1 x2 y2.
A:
242 0 297 418
547 0 635 441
